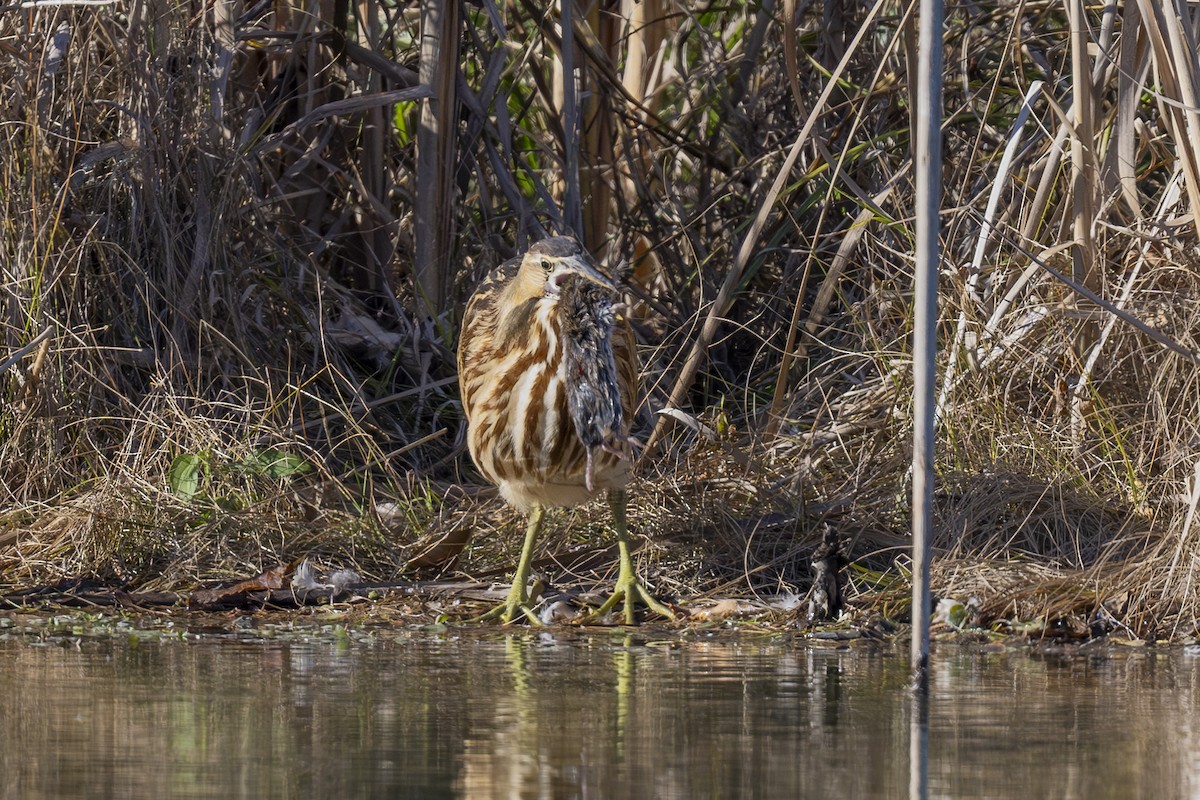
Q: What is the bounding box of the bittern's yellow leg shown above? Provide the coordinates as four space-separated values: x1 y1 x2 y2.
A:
478 503 546 625
589 490 676 625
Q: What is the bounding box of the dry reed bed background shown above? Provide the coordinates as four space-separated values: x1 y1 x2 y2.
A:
2 0 1200 637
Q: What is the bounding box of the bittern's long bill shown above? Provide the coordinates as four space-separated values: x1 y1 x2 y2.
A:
457 236 674 624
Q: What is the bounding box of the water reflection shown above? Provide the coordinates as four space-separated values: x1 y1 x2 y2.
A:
0 627 1195 799
911 683 929 800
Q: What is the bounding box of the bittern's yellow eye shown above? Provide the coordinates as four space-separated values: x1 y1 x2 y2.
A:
541 259 551 272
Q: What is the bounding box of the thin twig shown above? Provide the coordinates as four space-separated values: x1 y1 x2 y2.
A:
0 328 53 378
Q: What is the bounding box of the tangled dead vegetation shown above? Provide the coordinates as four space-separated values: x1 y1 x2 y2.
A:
4 3 1200 638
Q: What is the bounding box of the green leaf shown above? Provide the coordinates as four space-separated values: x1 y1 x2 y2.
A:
238 448 313 478
261 449 312 478
168 453 206 500
393 100 418 147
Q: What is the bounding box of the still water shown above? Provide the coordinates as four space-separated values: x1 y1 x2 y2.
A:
0 618 1195 799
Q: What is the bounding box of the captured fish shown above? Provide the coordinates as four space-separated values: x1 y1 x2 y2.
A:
557 273 627 491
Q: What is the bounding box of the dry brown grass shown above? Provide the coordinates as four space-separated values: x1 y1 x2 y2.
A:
4 2 1200 636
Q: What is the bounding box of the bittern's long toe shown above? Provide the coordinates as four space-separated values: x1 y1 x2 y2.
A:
588 572 676 626
583 489 676 625
476 579 546 626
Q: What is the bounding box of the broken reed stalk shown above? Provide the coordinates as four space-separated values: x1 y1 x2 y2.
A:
415 0 460 324
559 0 583 238
1067 0 1099 448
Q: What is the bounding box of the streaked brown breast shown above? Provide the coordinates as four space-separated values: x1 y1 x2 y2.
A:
457 265 638 511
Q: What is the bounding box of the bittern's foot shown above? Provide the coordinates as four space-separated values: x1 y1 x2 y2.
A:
586 574 675 626
475 579 545 626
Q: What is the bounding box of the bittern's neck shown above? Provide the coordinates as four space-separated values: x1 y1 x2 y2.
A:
494 282 549 348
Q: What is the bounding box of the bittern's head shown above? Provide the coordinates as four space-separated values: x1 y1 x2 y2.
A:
515 236 615 301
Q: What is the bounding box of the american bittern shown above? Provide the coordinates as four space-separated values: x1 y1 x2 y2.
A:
457 236 674 625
